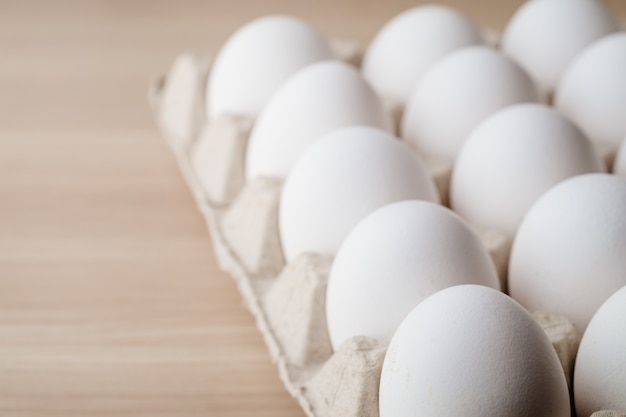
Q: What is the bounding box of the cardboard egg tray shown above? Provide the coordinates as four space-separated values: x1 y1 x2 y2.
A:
149 42 598 417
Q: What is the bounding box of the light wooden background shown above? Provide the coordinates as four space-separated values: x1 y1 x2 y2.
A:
1 1 625 416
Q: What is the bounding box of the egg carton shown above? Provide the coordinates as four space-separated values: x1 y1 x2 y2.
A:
150 44 595 417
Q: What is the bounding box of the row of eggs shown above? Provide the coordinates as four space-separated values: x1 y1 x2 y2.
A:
200 1 626 416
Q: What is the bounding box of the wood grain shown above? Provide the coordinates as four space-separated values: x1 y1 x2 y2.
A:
0 1 624 416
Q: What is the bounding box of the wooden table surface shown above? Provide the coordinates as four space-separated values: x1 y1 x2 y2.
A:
1 1 624 416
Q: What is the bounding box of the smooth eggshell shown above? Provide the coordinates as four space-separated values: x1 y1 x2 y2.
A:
362 4 484 106
509 173 626 331
379 285 570 417
615 137 626 176
574 286 626 417
279 126 439 263
206 15 334 120
555 33 626 152
246 61 393 180
502 0 619 94
451 103 605 237
326 200 499 350
401 46 540 160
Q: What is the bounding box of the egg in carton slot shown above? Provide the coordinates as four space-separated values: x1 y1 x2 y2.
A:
149 40 601 417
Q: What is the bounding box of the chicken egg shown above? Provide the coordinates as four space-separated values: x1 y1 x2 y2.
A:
502 0 619 95
574 286 626 417
362 4 484 106
326 200 499 351
245 61 392 180
401 46 541 160
555 32 626 153
451 103 605 238
379 285 571 417
206 15 334 120
509 173 626 331
279 126 439 263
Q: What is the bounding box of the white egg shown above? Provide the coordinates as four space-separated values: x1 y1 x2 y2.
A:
509 174 626 331
379 285 570 417
451 103 605 238
362 4 484 106
401 46 540 160
245 61 393 180
279 126 439 263
206 16 334 120
502 0 619 95
615 137 626 176
326 200 499 350
555 32 626 153
574 286 626 417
